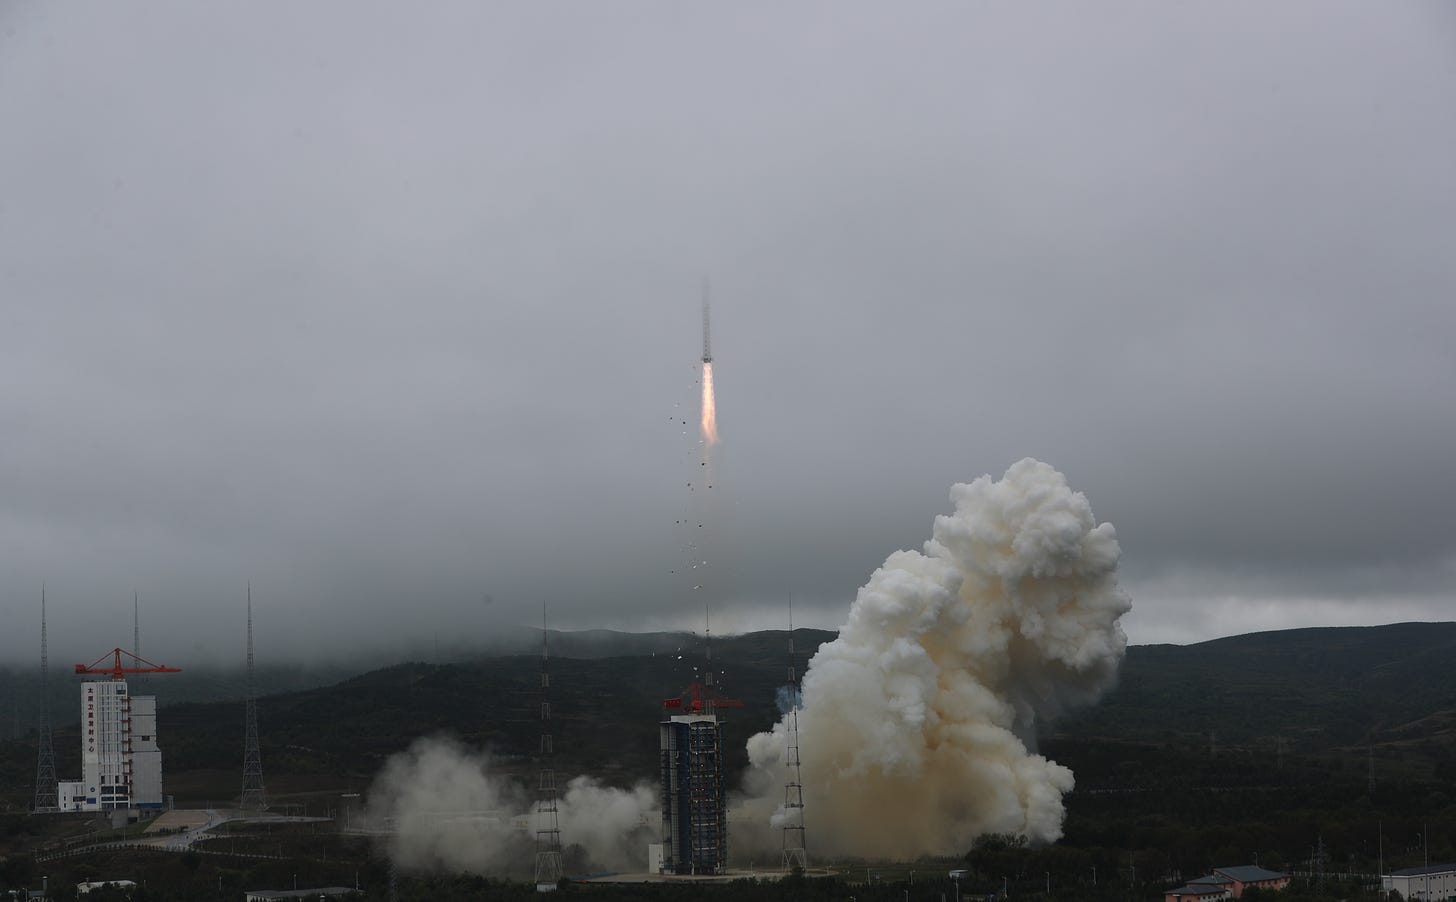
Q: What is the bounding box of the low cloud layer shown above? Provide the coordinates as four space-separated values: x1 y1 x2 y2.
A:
1 2 1452 663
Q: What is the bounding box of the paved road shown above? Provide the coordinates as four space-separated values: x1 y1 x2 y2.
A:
39 810 335 861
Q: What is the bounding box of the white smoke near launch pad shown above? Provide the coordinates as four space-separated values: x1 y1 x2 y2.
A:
365 737 657 875
738 458 1131 858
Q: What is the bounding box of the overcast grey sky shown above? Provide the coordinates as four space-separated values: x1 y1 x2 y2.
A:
2 2 1453 666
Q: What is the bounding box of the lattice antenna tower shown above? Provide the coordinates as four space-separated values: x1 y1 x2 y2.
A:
1314 833 1326 892
704 603 714 699
240 584 267 811
133 591 143 691
699 549 715 714
781 598 807 871
33 586 58 812
534 606 563 891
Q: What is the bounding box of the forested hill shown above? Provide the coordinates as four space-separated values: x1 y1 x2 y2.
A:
166 620 1456 791
1058 620 1456 752
5 621 1455 808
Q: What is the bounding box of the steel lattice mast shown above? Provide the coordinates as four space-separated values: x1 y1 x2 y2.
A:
240 584 266 812
33 587 58 813
534 607 563 891
133 592 144 692
781 599 807 871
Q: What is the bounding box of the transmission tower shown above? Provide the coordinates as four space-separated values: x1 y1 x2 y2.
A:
534 608 563 892
781 600 807 872
33 587 58 813
240 585 267 812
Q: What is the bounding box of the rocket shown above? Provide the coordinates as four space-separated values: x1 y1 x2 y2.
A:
698 284 719 446
701 296 712 364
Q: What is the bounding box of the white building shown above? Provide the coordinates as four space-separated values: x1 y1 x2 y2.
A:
1385 864 1456 901
77 881 137 895
57 679 163 812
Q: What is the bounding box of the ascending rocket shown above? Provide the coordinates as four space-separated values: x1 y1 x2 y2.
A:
699 285 719 446
701 295 713 364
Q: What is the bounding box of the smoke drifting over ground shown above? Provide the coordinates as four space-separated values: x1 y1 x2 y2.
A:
740 459 1131 858
366 737 657 874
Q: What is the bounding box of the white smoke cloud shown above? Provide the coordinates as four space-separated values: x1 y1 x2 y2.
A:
365 736 658 875
555 777 659 870
738 459 1131 859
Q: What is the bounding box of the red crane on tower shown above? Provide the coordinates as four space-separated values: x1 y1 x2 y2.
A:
663 682 742 715
75 648 182 680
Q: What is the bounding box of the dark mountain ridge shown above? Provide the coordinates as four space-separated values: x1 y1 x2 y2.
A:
4 622 1454 809
1061 620 1456 752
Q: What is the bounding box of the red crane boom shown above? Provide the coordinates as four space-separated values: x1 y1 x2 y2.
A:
663 682 743 714
75 648 182 680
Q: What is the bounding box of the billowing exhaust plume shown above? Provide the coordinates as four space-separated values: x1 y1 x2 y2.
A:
365 737 658 875
738 458 1131 858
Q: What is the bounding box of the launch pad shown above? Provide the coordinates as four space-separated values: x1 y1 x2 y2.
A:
579 867 834 886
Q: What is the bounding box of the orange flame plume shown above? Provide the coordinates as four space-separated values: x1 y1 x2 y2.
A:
701 361 719 446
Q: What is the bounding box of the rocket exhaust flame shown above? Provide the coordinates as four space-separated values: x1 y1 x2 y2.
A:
700 296 718 446
701 361 718 447
737 459 1131 859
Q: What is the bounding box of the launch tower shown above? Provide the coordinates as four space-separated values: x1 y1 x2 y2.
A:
658 682 741 875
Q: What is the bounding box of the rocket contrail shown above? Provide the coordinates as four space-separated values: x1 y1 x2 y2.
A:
700 298 718 446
